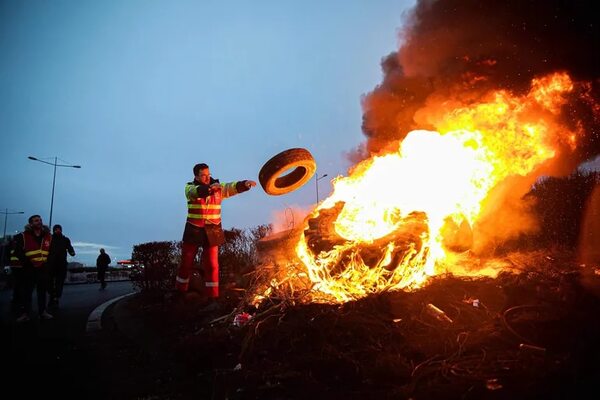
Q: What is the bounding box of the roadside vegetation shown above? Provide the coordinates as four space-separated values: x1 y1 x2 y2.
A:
129 224 271 297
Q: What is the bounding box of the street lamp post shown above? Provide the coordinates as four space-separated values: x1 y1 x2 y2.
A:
28 156 81 228
1 209 24 239
1 209 24 267
316 173 328 204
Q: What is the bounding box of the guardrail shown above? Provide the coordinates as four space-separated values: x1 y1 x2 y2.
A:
66 269 134 284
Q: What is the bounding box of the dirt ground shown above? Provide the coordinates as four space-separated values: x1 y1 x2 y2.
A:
92 252 600 400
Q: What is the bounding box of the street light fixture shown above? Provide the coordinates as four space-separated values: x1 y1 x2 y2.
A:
28 156 81 228
316 173 328 204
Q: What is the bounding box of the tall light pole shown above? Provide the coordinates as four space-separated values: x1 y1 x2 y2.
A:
1 209 24 267
1 209 24 239
28 156 81 228
316 173 328 204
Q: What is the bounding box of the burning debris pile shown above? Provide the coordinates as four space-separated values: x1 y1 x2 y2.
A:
181 252 600 399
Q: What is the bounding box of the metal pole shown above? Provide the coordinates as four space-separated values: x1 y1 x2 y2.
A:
316 173 328 204
28 156 80 228
1 209 24 238
1 210 7 267
1 209 24 267
316 175 319 204
3 208 7 238
49 157 57 228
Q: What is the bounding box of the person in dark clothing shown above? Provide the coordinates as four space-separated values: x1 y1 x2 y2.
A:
8 238 24 311
96 248 111 290
13 215 54 321
47 224 75 308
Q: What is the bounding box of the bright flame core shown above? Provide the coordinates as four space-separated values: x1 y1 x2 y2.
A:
296 72 578 302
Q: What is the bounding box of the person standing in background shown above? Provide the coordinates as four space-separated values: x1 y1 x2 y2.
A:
96 248 111 290
47 224 75 308
13 215 53 321
8 237 24 312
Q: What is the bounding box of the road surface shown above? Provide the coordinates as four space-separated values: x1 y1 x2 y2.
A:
0 280 137 398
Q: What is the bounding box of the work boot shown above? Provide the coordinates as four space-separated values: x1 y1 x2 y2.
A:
184 291 203 301
176 290 210 309
40 310 54 320
197 298 221 314
164 290 178 302
16 313 31 323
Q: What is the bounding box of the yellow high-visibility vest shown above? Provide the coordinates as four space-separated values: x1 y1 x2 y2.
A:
185 181 240 227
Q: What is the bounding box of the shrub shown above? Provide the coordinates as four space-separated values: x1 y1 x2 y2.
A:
529 170 599 248
131 241 179 295
129 225 271 296
219 224 271 288
498 170 600 253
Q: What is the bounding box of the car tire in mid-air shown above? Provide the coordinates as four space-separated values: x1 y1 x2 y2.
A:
259 148 317 196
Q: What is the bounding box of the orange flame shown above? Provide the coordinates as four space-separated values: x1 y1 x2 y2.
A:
297 72 578 302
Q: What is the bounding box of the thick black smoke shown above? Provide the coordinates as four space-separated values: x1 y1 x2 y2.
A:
359 0 600 171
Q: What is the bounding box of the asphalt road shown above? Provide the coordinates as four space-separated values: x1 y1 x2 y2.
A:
0 280 136 398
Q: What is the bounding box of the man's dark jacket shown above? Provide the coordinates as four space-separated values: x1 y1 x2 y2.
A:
97 253 111 269
48 233 75 270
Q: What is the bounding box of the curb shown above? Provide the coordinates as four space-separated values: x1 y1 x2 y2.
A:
86 292 136 333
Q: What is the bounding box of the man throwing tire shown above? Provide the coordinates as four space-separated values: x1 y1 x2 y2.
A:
175 163 256 303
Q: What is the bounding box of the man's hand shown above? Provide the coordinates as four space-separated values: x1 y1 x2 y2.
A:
209 183 222 194
245 180 257 189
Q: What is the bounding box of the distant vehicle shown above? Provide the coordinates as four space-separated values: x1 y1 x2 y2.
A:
116 260 142 268
67 262 85 270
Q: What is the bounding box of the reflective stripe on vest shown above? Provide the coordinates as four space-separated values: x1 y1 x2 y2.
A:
10 250 21 267
185 181 239 228
23 231 52 267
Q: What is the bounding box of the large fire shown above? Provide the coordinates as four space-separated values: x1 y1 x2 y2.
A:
296 72 579 302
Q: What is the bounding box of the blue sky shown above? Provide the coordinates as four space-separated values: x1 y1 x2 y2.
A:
1 0 416 265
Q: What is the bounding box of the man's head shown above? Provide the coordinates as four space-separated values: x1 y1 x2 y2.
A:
100 248 105 254
53 224 63 235
28 215 43 229
193 163 211 185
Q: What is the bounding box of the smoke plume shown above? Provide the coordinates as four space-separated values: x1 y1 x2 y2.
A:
360 0 599 166
356 0 599 253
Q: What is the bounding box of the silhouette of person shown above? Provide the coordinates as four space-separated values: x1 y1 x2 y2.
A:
8 237 24 312
96 248 111 290
47 224 75 308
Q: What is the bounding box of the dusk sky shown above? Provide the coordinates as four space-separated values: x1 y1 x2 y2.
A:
1 0 417 265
